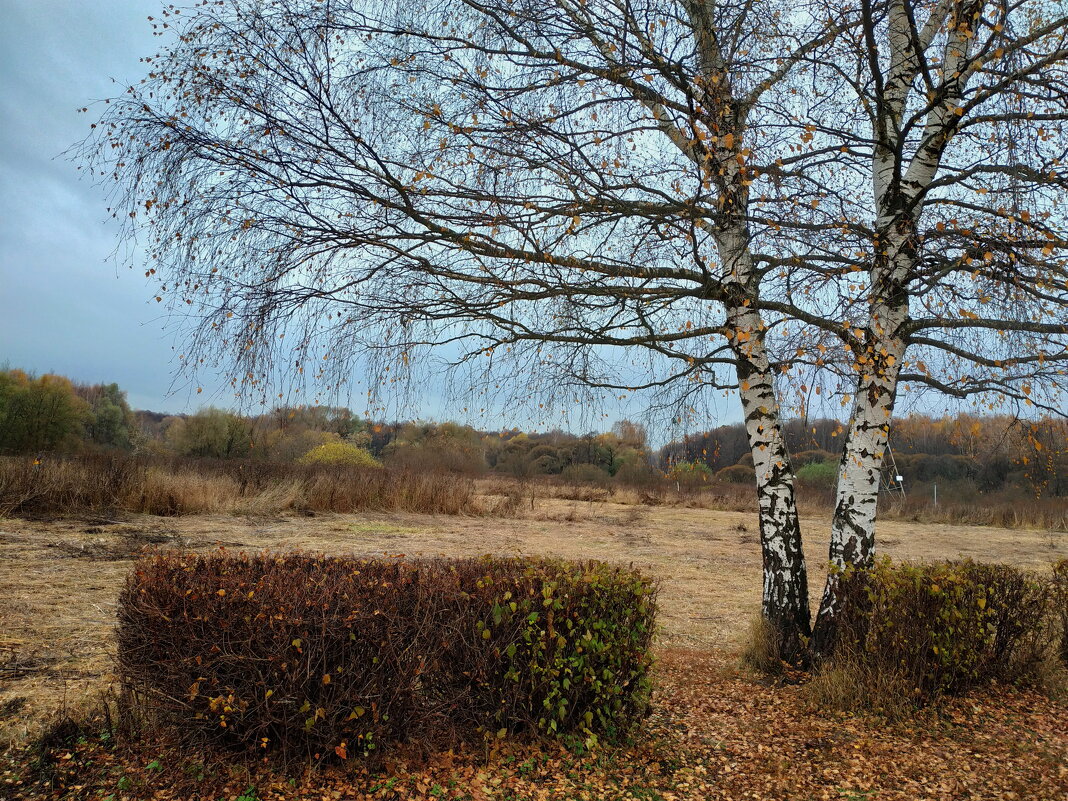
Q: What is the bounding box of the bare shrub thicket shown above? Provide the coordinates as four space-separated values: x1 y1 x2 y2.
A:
1054 559 1068 667
0 454 478 517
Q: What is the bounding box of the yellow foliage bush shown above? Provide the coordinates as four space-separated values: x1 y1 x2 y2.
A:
296 441 381 468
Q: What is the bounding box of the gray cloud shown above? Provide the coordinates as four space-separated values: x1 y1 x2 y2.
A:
0 1 212 412
0 2 718 438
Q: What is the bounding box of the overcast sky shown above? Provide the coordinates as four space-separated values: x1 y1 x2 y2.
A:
0 0 672 433
0 1 209 412
0 1 449 420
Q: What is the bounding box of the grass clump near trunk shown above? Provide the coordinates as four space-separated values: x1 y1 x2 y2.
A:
809 559 1057 715
117 552 658 760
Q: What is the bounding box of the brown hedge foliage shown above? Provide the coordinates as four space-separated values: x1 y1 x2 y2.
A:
829 559 1053 706
117 553 657 759
1054 559 1068 666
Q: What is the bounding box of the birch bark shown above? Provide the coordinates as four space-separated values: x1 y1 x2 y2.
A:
670 1 814 661
720 227 812 662
813 0 976 653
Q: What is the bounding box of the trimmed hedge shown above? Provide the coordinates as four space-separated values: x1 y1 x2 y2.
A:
831 559 1052 703
1054 559 1068 666
117 553 657 758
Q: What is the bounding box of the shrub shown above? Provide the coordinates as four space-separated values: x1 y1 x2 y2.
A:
261 427 337 462
795 460 837 487
297 441 381 468
117 553 657 758
560 463 611 485
822 559 1052 710
976 456 1014 492
714 464 753 485
907 453 979 483
382 422 489 475
792 449 836 467
433 558 658 745
1053 559 1068 666
166 408 253 459
667 460 713 489
611 453 661 488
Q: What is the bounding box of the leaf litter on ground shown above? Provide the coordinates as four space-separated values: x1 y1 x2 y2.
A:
3 649 1065 801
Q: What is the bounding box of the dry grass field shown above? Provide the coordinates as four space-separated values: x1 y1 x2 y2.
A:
2 489 1065 747
2 485 1067 800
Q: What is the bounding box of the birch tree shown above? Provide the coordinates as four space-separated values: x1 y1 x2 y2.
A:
83 0 855 662
793 0 1068 651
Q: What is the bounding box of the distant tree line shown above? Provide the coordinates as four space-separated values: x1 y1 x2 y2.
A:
1 367 1062 496
661 415 1068 497
0 368 659 482
134 410 658 485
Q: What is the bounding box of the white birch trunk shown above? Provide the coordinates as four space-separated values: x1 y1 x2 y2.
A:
813 0 970 653
676 1 813 661
812 282 908 653
720 227 812 662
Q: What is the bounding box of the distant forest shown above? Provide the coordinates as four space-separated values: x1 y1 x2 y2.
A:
1 367 1064 497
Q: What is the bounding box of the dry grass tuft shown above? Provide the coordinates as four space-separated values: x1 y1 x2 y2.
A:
804 653 920 719
880 494 1068 532
739 614 783 677
802 652 1064 721
133 466 241 515
232 478 305 517
499 475 1068 531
